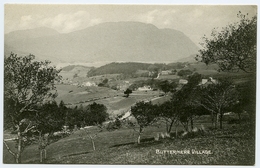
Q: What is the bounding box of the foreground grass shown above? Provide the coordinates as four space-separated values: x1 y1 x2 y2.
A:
42 127 254 165
13 122 252 165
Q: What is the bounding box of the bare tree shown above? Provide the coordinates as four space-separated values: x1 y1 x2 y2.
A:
196 79 239 129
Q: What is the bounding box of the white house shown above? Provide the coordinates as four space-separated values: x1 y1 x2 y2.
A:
199 77 218 86
179 79 188 85
81 81 97 87
161 71 171 75
138 85 152 91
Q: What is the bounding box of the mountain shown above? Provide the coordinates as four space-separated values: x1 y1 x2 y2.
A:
5 22 199 64
5 27 60 42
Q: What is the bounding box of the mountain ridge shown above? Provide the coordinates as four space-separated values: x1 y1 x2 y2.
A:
5 21 199 64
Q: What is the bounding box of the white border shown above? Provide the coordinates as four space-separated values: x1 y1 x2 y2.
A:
0 1 259 168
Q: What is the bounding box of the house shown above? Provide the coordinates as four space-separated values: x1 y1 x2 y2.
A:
138 85 152 91
81 81 97 87
117 81 131 91
199 77 218 86
161 70 171 75
179 79 188 85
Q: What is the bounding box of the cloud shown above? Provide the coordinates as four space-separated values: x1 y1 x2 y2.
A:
41 11 92 33
135 9 177 28
5 11 102 33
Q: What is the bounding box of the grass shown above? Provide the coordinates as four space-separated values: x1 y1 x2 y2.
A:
73 125 253 165
55 84 163 115
3 116 255 165
42 125 254 165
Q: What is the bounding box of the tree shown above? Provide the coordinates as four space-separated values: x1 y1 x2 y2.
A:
158 80 177 95
131 101 158 144
180 73 205 130
59 100 68 126
4 53 61 163
124 88 132 98
160 73 207 133
73 73 78 78
177 69 193 77
233 79 256 126
36 101 65 135
197 78 239 129
66 106 82 128
159 101 179 135
148 64 159 78
36 100 66 162
98 78 109 87
196 12 256 73
84 102 108 126
79 124 104 151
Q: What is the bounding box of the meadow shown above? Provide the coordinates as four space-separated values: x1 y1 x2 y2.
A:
3 114 254 165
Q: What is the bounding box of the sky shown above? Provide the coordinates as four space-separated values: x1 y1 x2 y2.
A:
4 4 257 46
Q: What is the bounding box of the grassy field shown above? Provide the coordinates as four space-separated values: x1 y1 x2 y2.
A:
3 114 255 165
55 84 163 115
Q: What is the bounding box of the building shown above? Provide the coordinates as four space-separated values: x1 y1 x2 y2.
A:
161 70 171 75
199 77 218 86
81 81 97 87
179 79 188 85
137 85 152 91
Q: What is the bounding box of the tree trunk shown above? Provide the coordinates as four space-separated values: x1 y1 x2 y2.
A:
184 122 189 132
166 121 168 133
137 127 142 144
168 120 174 134
211 111 214 127
16 130 22 163
219 112 223 129
40 151 43 163
190 115 194 130
214 113 218 129
39 131 42 162
91 139 95 151
90 136 95 151
137 134 141 144
175 127 178 138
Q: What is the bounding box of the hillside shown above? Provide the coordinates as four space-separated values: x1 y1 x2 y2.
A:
59 65 93 80
5 22 199 64
87 62 187 77
87 62 151 77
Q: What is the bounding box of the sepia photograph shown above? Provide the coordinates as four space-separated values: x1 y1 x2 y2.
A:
3 4 257 165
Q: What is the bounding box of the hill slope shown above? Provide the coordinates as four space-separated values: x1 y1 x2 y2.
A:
5 22 199 64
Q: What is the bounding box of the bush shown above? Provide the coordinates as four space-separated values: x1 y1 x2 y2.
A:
177 69 193 77
106 118 122 131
